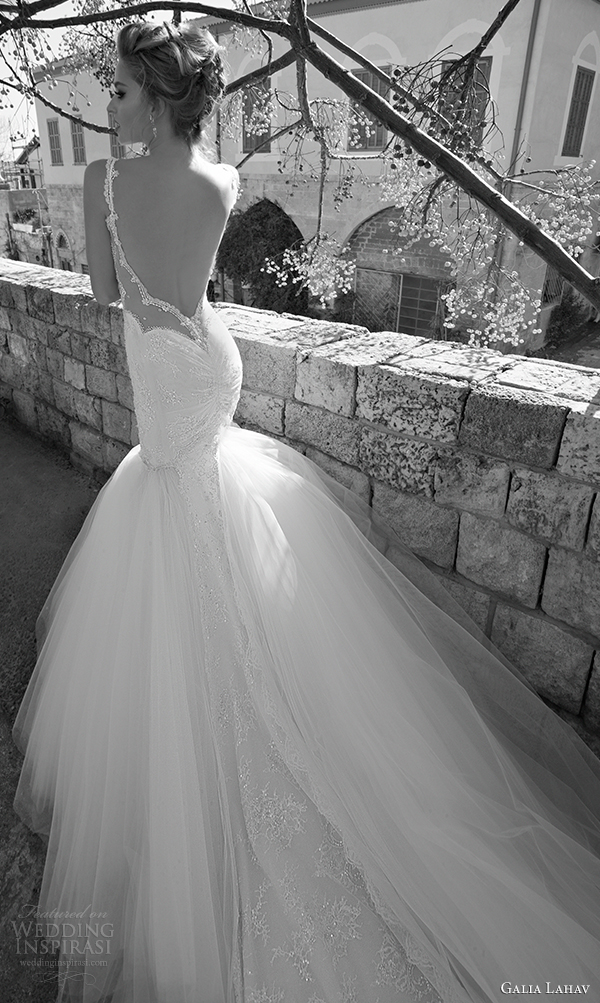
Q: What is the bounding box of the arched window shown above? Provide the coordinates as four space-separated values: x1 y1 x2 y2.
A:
558 33 599 160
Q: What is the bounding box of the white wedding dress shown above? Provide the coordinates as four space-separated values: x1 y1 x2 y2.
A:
12 158 600 1003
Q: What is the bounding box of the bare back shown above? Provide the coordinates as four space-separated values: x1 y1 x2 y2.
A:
109 154 237 318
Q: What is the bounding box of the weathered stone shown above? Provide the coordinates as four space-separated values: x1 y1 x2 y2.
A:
372 481 459 568
89 339 128 374
506 468 593 549
304 447 371 503
52 378 76 418
102 400 131 443
556 404 600 485
12 390 37 431
285 401 359 465
109 303 124 344
36 402 70 445
0 352 24 388
7 332 30 365
45 347 64 380
8 308 49 344
295 346 356 417
0 305 11 329
63 357 86 391
0 328 7 351
103 437 130 470
237 336 296 397
400 343 508 383
234 389 284 436
491 604 593 713
52 290 87 330
80 299 112 340
31 340 47 373
26 284 54 323
583 655 600 733
116 374 135 411
357 366 467 442
458 386 568 467
70 332 92 364
358 429 437 497
72 389 102 431
0 279 16 308
130 412 139 446
47 328 71 355
86 365 118 402
70 422 104 465
435 575 492 631
498 360 600 405
542 549 600 636
456 513 546 607
38 371 54 406
434 452 510 515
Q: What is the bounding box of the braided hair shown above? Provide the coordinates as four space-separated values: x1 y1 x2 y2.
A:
117 21 226 147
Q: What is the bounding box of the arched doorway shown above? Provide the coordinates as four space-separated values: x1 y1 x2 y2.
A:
345 208 452 336
216 199 308 314
55 231 73 271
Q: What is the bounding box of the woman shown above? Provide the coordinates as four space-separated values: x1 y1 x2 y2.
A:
12 20 600 1003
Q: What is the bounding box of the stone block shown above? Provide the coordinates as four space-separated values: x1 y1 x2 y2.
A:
0 279 16 308
38 371 54 406
458 386 568 467
89 338 128 374
72 389 102 431
0 352 22 388
64 357 86 391
52 290 87 330
358 429 437 497
70 422 104 465
0 328 7 351
12 390 38 431
7 332 30 364
583 655 600 733
26 284 54 324
556 404 600 485
109 303 124 344
304 446 371 503
31 340 47 373
434 575 492 632
102 400 131 443
71 332 92 363
103 437 130 471
116 374 135 411
52 378 76 418
506 468 593 549
542 549 600 637
36 402 70 446
490 603 593 713
237 336 296 397
45 347 64 380
372 481 459 569
80 299 112 340
456 513 546 607
284 401 359 465
0 305 11 329
434 452 510 515
399 343 507 383
130 412 139 446
47 327 71 354
234 389 284 436
295 346 356 417
357 365 467 443
86 365 117 402
498 361 600 405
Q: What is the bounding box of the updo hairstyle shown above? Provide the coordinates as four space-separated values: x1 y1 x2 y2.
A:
117 21 226 146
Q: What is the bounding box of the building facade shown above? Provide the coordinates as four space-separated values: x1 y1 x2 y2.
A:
12 0 600 347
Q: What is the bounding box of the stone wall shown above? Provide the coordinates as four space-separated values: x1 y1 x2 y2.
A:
2 257 600 751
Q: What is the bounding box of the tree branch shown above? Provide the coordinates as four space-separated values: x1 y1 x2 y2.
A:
235 116 303 168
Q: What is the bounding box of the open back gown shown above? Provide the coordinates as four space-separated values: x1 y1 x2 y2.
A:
12 157 600 1003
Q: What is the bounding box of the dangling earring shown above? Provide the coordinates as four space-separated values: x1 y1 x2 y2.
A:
149 110 157 141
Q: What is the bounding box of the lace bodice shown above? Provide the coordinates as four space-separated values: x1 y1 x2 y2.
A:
104 156 243 471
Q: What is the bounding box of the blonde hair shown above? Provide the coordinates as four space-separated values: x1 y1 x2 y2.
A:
117 21 226 147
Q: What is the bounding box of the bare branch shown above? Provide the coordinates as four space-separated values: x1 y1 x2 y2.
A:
235 116 303 168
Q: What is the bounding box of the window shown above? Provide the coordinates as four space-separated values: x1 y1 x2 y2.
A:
242 80 271 154
541 265 565 305
353 267 444 336
562 66 595 157
108 112 127 159
71 118 86 165
81 263 90 274
349 67 391 151
439 57 492 146
47 119 63 166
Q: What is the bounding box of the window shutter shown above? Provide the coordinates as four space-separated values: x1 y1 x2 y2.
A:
562 66 595 157
47 119 63 166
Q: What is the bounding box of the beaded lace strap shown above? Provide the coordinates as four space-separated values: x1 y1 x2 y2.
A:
103 157 206 348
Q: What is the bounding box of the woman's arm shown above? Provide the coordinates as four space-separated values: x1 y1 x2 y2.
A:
83 159 120 305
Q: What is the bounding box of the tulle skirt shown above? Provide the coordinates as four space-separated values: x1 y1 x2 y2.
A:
12 424 600 1003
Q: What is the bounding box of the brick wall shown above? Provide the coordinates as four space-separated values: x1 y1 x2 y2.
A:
1 257 600 752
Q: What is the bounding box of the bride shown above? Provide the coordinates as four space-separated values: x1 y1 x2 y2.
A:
12 19 600 1003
